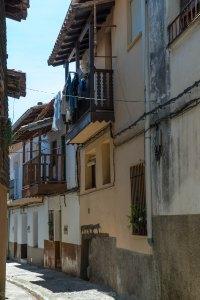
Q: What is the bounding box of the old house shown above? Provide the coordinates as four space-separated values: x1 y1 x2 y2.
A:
147 0 200 299
48 0 156 298
8 98 81 275
0 0 28 298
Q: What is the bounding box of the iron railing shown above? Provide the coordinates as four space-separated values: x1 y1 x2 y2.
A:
168 0 200 44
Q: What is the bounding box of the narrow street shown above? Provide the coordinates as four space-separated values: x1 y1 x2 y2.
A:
6 282 36 299
6 262 118 300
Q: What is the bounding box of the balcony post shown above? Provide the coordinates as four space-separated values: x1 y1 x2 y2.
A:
37 135 41 184
22 142 25 187
89 19 95 111
64 62 69 85
75 42 80 73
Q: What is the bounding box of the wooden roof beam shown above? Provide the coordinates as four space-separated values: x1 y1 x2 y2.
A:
68 13 93 62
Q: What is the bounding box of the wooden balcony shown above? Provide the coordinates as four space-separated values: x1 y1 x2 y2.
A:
67 69 114 144
22 154 67 198
168 0 200 44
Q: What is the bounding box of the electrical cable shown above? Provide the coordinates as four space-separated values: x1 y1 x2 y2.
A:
9 78 200 154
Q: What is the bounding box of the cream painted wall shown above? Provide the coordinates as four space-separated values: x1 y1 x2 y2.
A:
112 0 144 134
91 0 144 134
79 0 150 254
80 130 114 194
61 193 80 245
80 132 151 254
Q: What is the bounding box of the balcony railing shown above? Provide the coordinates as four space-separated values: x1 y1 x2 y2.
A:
23 154 66 188
168 0 200 44
9 179 15 200
70 69 113 124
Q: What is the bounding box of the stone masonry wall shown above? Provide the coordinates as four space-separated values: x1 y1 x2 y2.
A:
89 236 158 300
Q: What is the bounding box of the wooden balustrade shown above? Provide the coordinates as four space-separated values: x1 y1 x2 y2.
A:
23 154 66 188
72 69 113 123
95 69 113 111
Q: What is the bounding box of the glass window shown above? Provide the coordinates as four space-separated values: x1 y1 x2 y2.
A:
85 151 96 190
128 0 142 44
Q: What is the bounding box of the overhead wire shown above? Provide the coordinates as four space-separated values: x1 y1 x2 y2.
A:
9 78 200 154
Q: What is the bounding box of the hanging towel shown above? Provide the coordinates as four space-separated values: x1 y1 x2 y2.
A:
52 91 62 131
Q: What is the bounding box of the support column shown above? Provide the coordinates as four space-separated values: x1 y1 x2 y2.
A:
75 43 80 73
89 20 95 111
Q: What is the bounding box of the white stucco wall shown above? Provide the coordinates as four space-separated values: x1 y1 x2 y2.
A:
27 202 48 249
9 210 17 243
61 193 80 245
66 144 77 189
10 145 23 200
169 9 200 97
154 105 200 215
10 208 28 245
155 4 200 216
38 201 49 248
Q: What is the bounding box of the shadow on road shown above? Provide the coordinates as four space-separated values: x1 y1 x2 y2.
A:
7 261 118 299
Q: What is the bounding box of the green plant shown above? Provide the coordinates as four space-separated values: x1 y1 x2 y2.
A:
127 203 147 234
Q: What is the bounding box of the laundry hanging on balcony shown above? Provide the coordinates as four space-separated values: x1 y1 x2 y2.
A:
52 91 65 131
65 74 73 122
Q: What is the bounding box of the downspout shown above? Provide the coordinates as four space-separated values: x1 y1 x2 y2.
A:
143 0 153 245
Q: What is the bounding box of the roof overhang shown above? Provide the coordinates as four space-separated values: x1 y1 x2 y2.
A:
7 69 26 99
12 101 54 144
48 0 115 67
8 197 43 208
5 0 30 22
19 117 53 132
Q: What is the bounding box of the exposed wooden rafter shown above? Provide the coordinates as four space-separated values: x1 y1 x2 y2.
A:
5 0 30 22
7 69 26 99
48 0 115 67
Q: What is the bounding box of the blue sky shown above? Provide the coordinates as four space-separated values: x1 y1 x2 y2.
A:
7 0 71 123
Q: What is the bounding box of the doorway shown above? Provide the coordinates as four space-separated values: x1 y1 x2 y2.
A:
81 237 91 280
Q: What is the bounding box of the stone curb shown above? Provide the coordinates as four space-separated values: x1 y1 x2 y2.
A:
6 278 44 300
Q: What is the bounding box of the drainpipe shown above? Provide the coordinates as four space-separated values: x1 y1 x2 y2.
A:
142 0 153 245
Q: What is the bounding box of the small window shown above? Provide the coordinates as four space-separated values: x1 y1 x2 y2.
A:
101 141 111 185
85 151 96 190
48 210 54 241
130 163 147 236
128 0 142 45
